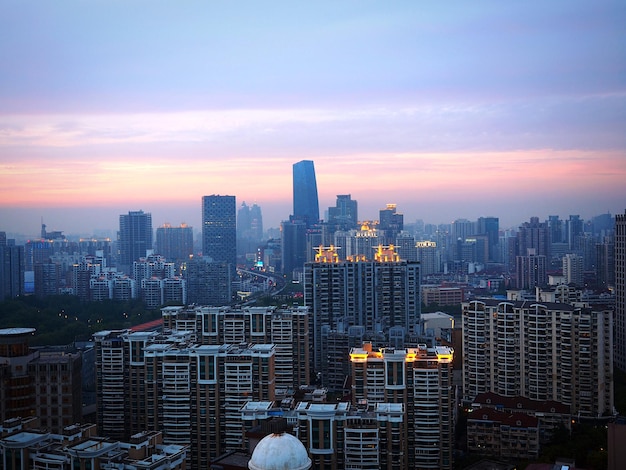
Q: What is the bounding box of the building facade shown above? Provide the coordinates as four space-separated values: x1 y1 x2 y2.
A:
304 245 421 384
202 195 237 269
462 299 614 417
0 328 83 432
292 160 319 228
118 210 153 275
616 210 626 371
155 223 194 265
0 420 187 470
350 343 454 469
94 305 310 469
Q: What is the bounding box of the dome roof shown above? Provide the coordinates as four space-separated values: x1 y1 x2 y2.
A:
248 432 311 470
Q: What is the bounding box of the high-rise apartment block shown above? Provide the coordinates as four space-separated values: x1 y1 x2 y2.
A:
462 299 613 417
202 195 237 269
350 343 454 469
155 223 194 265
0 420 187 470
563 253 584 286
304 245 420 385
117 210 153 274
93 305 309 469
161 305 310 396
515 249 547 289
517 217 551 260
0 328 83 432
240 343 454 470
616 210 626 371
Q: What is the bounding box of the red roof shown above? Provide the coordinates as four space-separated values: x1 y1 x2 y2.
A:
473 391 570 414
130 318 164 332
468 408 539 428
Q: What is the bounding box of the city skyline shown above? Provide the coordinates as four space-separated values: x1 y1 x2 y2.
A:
1 1 625 236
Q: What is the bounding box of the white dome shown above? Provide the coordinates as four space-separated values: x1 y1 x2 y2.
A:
248 432 311 470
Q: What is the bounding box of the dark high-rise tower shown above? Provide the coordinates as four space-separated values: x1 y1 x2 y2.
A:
118 210 153 274
202 195 236 269
292 160 319 227
327 194 358 231
0 234 24 300
477 216 500 262
616 210 626 371
156 223 194 265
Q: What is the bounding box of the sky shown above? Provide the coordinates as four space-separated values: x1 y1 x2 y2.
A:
1 0 625 239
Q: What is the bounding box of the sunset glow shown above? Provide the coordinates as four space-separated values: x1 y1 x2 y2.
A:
1 1 624 236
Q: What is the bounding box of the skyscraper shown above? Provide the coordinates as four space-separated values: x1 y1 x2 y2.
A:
327 194 358 232
117 210 153 275
237 201 263 242
202 195 236 269
0 234 24 300
292 160 319 227
615 210 626 371
379 203 403 244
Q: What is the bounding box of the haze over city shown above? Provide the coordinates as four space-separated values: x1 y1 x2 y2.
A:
1 1 625 237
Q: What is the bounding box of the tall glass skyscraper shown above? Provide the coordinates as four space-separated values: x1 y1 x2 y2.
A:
202 195 236 269
118 210 153 274
292 160 319 227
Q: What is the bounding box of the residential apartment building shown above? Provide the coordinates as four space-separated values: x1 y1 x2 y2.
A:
0 419 187 470
241 400 408 470
462 299 613 417
161 305 309 395
466 408 540 461
0 328 83 432
349 343 454 469
93 326 278 470
616 210 626 371
304 245 420 385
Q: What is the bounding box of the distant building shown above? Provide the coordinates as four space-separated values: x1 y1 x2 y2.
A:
202 195 237 270
378 204 403 245
515 249 547 289
155 223 194 265
422 285 464 306
0 234 24 300
292 160 319 228
326 194 358 232
237 202 264 242
280 218 308 279
184 256 232 306
34 262 62 297
562 253 584 286
118 210 153 275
